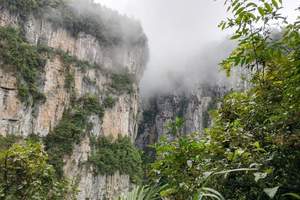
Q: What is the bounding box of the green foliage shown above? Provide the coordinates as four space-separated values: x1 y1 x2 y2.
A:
207 0 300 199
0 135 21 151
117 185 163 200
149 1 300 200
0 141 73 199
165 117 184 137
103 96 117 109
44 94 104 177
110 72 135 94
80 95 104 118
149 134 214 199
0 26 46 104
89 135 143 183
0 0 60 17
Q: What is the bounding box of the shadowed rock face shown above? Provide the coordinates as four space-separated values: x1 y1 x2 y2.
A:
136 70 249 151
136 84 227 149
0 4 147 199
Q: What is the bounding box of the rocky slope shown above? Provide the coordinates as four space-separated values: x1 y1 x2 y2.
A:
0 2 147 199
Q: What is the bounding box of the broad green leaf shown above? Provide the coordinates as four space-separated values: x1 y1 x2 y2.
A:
254 172 267 182
258 7 265 16
264 186 280 199
282 193 300 199
246 2 257 8
230 34 241 40
272 0 279 9
264 3 273 12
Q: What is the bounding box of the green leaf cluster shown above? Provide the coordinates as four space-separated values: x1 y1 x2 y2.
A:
0 141 75 199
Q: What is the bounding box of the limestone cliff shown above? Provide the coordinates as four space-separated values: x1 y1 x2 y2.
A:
0 1 147 199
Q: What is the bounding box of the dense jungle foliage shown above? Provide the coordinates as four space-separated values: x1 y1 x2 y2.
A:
145 0 300 199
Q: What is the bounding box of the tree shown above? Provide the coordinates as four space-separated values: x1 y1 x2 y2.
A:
0 141 75 200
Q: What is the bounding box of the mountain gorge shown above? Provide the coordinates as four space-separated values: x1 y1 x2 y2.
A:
1 0 299 200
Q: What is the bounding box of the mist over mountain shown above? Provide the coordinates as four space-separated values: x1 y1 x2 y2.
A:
97 0 299 98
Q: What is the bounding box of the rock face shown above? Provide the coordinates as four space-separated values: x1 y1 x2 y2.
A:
0 5 147 200
136 85 227 149
136 70 249 150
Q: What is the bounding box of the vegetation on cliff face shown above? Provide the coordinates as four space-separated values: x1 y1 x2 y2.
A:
44 94 104 177
146 0 300 199
89 136 143 183
0 26 46 104
110 72 135 94
0 0 60 17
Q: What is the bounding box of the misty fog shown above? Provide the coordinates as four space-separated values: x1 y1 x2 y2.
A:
96 0 299 98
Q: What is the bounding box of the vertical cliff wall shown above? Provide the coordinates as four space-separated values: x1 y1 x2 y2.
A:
0 1 148 199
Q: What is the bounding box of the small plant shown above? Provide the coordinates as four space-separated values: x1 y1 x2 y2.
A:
103 96 117 109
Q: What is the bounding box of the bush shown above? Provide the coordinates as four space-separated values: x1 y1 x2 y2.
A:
0 141 73 199
110 72 135 94
89 135 143 183
103 96 116 109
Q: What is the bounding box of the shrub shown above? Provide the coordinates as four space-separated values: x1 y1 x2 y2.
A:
0 141 73 199
110 72 135 94
89 135 143 183
103 96 116 109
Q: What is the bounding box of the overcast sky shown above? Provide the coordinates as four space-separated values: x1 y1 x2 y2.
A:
95 0 299 97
